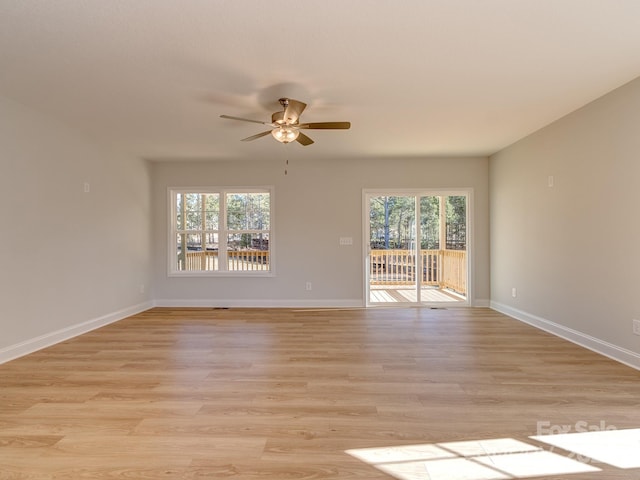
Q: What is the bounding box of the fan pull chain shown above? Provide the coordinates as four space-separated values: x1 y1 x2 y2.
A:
282 142 290 175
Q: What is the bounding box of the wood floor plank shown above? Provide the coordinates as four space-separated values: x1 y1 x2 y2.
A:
1 306 640 479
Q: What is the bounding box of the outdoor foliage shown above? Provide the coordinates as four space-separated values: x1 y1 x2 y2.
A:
370 195 466 250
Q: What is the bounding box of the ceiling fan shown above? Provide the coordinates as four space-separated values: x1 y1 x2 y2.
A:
220 98 351 146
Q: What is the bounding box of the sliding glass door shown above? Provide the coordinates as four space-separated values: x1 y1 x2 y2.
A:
365 191 469 306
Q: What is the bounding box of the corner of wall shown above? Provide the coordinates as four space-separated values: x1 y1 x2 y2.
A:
0 302 155 365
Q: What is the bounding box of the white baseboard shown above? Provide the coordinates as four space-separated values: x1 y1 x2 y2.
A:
0 301 154 365
155 299 491 309
154 298 364 308
491 301 640 371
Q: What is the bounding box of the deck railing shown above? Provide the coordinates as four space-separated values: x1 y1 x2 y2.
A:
370 249 467 295
228 250 269 271
179 250 269 271
178 248 465 295
181 250 218 271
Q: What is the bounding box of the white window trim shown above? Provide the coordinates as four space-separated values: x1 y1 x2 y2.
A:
167 186 275 277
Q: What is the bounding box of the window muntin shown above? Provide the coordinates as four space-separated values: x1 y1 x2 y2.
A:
170 188 272 275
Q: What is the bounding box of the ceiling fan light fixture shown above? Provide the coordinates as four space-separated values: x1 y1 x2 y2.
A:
272 126 299 143
221 97 350 146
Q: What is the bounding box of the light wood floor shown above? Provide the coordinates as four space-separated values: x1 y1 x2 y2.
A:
1 307 639 479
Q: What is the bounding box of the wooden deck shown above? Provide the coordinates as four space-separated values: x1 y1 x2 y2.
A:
369 285 466 304
1 307 639 479
370 249 467 298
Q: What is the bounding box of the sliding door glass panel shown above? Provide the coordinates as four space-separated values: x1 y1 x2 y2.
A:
368 196 417 304
420 196 440 291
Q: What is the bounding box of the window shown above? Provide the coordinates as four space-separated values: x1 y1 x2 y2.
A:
169 188 272 276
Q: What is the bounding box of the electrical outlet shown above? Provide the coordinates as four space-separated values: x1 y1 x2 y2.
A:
633 319 640 336
306 282 312 291
511 287 517 298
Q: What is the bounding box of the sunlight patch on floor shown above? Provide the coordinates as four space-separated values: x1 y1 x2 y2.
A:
475 450 599 478
346 435 608 480
377 456 510 480
532 427 640 469
347 443 455 464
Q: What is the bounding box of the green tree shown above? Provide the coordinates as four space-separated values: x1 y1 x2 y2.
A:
446 196 466 250
370 196 415 249
420 196 440 249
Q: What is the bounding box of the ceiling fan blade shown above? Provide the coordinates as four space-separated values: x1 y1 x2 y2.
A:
298 121 351 130
220 114 269 125
283 99 307 124
241 130 272 142
296 132 314 146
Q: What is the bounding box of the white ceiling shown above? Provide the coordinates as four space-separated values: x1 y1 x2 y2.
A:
2 0 640 161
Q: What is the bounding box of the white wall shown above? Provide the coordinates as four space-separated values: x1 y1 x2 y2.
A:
490 77 640 366
151 156 490 307
0 96 489 360
0 95 153 361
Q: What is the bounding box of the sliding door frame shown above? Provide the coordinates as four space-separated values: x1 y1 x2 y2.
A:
363 188 474 307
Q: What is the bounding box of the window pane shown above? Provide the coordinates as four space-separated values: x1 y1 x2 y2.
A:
226 193 270 230
227 233 270 271
177 194 199 230
205 194 219 230
176 194 184 230
202 231 218 271
186 211 202 230
176 233 185 270
175 232 218 271
205 232 218 252
183 193 202 210
184 232 202 251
